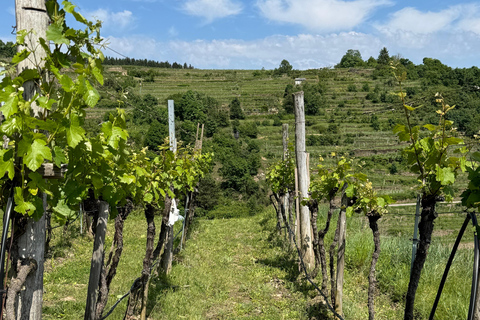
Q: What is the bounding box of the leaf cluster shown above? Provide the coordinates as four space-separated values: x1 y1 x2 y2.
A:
392 63 467 200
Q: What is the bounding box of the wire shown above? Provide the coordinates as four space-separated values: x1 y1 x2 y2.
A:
104 46 129 59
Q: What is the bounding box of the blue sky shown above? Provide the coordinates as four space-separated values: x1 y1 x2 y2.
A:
1 0 480 69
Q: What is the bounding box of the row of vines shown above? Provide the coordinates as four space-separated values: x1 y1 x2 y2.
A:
267 64 480 320
0 1 212 319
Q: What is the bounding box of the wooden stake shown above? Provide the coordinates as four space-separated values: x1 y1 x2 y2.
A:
293 91 314 272
14 2 49 318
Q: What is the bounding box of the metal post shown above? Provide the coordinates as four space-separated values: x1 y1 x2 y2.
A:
168 100 176 152
411 194 421 274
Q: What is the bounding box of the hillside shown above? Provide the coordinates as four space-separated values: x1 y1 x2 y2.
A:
92 63 477 202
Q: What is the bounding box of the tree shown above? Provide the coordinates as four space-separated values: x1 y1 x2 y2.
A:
279 59 293 73
274 59 293 75
377 47 390 65
336 49 364 68
229 97 245 119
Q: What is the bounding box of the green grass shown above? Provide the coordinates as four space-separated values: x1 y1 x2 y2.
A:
41 203 476 319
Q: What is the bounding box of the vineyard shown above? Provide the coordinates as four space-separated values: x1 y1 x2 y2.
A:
1 1 480 319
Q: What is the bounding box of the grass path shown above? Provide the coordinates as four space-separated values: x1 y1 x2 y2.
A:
147 213 309 319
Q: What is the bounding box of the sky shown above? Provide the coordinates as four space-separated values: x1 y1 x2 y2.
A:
1 0 480 70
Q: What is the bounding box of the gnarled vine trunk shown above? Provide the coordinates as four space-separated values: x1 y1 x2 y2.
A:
404 194 437 320
368 214 381 320
95 200 134 319
125 204 156 319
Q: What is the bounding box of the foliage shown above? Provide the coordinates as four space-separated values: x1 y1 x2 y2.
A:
461 149 480 209
229 97 245 120
168 90 228 138
0 40 16 58
282 82 326 115
392 68 467 200
348 180 393 217
336 49 364 68
377 47 390 66
274 59 293 76
0 0 105 218
103 56 193 69
266 146 295 195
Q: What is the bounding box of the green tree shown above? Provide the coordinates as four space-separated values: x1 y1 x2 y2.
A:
278 59 293 74
229 97 245 119
144 120 168 151
377 47 390 65
336 49 364 68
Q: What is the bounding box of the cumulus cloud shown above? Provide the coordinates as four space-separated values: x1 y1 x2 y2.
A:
85 9 134 31
182 0 243 22
103 30 480 70
377 4 480 35
106 33 383 69
256 0 391 32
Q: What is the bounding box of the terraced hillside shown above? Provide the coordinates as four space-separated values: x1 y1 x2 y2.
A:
95 66 472 201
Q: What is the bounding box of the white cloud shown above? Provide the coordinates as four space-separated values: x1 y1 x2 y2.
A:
256 0 391 32
103 30 480 70
182 0 243 22
85 9 134 31
377 7 461 34
378 4 480 35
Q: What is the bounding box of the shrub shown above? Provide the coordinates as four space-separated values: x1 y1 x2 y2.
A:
347 84 357 92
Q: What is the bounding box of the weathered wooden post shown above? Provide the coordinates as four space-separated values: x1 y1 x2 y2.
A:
85 202 109 320
14 2 49 319
293 91 314 272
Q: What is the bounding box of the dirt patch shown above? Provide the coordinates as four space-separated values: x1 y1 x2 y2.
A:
433 230 452 237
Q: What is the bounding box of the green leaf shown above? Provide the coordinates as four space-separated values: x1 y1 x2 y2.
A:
423 124 436 132
52 199 76 225
436 166 455 186
59 74 74 92
53 146 67 168
120 174 136 184
144 192 153 203
14 187 36 215
66 114 86 148
0 149 15 180
444 137 463 146
345 184 355 198
83 80 99 107
471 152 480 163
12 49 30 64
1 95 18 119
346 206 354 218
36 96 56 110
18 69 40 82
23 139 52 172
46 23 70 45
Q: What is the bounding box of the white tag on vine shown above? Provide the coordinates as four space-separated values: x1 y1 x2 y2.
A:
168 200 183 226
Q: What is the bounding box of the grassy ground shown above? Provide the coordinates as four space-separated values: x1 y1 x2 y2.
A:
41 202 476 319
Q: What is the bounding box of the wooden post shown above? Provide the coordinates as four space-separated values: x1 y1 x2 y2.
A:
295 168 300 247
14 2 49 319
335 190 348 315
293 91 314 272
84 202 109 320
